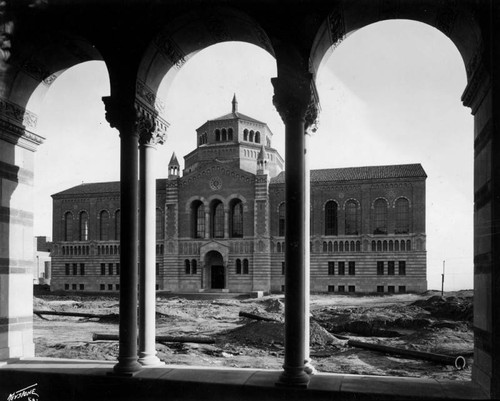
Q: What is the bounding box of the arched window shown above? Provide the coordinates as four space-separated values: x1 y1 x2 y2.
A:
79 211 89 241
114 210 121 240
100 210 110 241
64 212 73 241
356 241 361 252
322 241 327 252
328 241 333 252
345 200 358 235
277 242 281 253
221 128 227 141
255 131 261 143
401 240 406 251
231 200 243 238
191 259 197 274
243 129 248 141
191 201 205 239
249 130 254 142
185 259 190 274
325 201 338 236
278 203 286 236
395 240 400 251
215 129 221 141
339 241 344 252
373 198 388 234
156 209 164 239
236 259 242 274
243 259 249 274
228 128 233 141
371 240 376 251
395 198 410 234
212 201 224 238
407 239 411 250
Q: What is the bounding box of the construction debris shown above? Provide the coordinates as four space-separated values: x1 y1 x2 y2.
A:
347 339 467 370
92 333 215 344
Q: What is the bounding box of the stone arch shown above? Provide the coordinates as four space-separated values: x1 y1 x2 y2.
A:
5 30 105 135
393 196 412 208
184 195 208 212
137 7 276 116
309 2 483 85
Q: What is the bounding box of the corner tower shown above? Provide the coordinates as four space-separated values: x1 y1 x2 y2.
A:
183 96 284 177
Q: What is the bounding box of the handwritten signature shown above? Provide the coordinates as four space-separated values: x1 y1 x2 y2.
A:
6 383 39 401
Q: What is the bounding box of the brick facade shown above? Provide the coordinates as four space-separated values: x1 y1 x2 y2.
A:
50 101 427 294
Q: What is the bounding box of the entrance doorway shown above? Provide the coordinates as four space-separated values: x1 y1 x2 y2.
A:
211 265 225 289
204 250 225 290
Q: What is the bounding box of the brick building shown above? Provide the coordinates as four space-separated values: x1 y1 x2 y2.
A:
50 97 427 294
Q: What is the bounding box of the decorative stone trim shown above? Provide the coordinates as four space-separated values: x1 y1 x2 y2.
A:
327 5 345 50
154 32 187 70
462 47 490 114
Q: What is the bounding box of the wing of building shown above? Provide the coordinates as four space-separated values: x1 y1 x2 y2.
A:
50 97 427 294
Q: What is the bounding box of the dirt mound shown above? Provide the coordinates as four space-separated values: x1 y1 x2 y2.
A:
226 321 284 345
310 321 342 345
261 298 284 313
411 295 473 321
224 320 341 347
33 297 54 311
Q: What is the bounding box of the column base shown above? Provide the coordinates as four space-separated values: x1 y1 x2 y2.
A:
112 357 142 376
275 367 310 388
138 353 164 367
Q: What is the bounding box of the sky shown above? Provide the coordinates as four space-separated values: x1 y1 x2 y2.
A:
30 20 473 291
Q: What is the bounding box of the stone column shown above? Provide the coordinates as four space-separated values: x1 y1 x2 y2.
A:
466 11 500 397
138 113 166 366
224 209 229 238
103 96 142 375
0 101 43 361
205 210 210 239
303 129 316 375
272 72 319 387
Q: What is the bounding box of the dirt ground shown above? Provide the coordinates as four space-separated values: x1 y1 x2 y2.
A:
33 290 473 381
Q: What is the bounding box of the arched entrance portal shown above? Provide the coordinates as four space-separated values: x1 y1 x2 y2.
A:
205 250 225 290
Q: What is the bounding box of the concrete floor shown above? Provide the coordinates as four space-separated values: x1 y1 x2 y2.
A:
0 358 488 401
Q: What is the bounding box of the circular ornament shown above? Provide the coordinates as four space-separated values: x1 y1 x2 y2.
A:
209 176 222 191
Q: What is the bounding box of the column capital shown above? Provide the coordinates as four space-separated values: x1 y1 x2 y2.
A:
271 73 320 132
102 96 138 133
103 96 169 144
137 113 167 147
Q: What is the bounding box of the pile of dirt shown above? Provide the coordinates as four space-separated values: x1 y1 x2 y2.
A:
224 319 342 347
310 320 343 346
33 297 54 311
411 295 473 321
261 298 284 313
224 321 283 345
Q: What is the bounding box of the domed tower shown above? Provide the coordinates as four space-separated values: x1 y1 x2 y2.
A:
183 95 283 177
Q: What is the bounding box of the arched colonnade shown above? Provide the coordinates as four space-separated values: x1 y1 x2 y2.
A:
0 0 497 396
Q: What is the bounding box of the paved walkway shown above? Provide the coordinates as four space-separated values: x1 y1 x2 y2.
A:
0 358 488 401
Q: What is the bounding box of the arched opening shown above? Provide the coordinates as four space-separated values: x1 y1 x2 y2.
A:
205 250 225 289
313 19 473 293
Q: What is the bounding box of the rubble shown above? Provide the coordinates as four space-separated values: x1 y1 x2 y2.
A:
33 290 474 380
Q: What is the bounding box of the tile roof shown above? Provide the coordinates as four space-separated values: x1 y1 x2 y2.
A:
52 179 168 197
270 164 427 184
211 111 265 125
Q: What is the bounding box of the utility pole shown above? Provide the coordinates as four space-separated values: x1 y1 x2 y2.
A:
441 260 445 296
